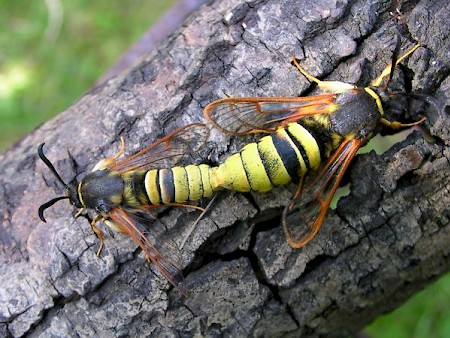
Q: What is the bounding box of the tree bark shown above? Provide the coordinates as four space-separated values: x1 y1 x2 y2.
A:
1 0 449 337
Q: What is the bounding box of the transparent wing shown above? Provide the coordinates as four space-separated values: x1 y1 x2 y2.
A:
282 138 362 248
204 94 337 135
108 123 210 173
108 208 188 294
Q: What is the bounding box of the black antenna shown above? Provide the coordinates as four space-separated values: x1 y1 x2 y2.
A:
38 143 70 222
38 196 69 222
38 143 69 189
388 34 402 85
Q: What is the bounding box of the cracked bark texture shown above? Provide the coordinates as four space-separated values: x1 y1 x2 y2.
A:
1 0 449 337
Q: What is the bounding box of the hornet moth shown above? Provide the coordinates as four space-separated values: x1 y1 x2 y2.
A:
39 44 425 293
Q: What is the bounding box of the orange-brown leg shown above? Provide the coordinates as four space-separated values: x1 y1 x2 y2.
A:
90 215 105 256
380 117 427 129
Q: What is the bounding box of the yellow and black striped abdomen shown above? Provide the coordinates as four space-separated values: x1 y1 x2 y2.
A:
121 119 342 206
121 165 215 207
210 121 329 193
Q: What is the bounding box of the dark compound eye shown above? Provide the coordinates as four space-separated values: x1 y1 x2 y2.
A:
95 202 110 214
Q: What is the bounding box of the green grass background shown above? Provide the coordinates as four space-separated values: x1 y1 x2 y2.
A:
1 1 449 337
0 0 175 150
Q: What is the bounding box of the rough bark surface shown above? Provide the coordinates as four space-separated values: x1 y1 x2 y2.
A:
0 0 449 337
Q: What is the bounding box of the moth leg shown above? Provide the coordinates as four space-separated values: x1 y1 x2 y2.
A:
290 57 356 94
74 208 85 218
380 117 427 129
92 136 126 171
90 214 105 256
162 202 205 212
180 194 218 249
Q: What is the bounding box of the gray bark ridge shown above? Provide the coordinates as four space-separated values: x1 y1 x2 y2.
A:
0 0 449 337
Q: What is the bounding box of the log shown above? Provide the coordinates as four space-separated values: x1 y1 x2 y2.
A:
0 0 449 336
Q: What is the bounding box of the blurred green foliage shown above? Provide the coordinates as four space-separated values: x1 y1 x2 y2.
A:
366 274 450 338
1 1 449 337
0 0 175 151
